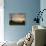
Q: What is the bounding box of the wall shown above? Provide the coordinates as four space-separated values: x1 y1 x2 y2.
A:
4 0 40 42
40 0 46 27
0 0 4 42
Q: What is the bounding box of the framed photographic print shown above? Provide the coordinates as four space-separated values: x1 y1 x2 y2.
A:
9 13 25 25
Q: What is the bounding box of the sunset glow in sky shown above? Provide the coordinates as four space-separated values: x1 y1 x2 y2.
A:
12 15 25 22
